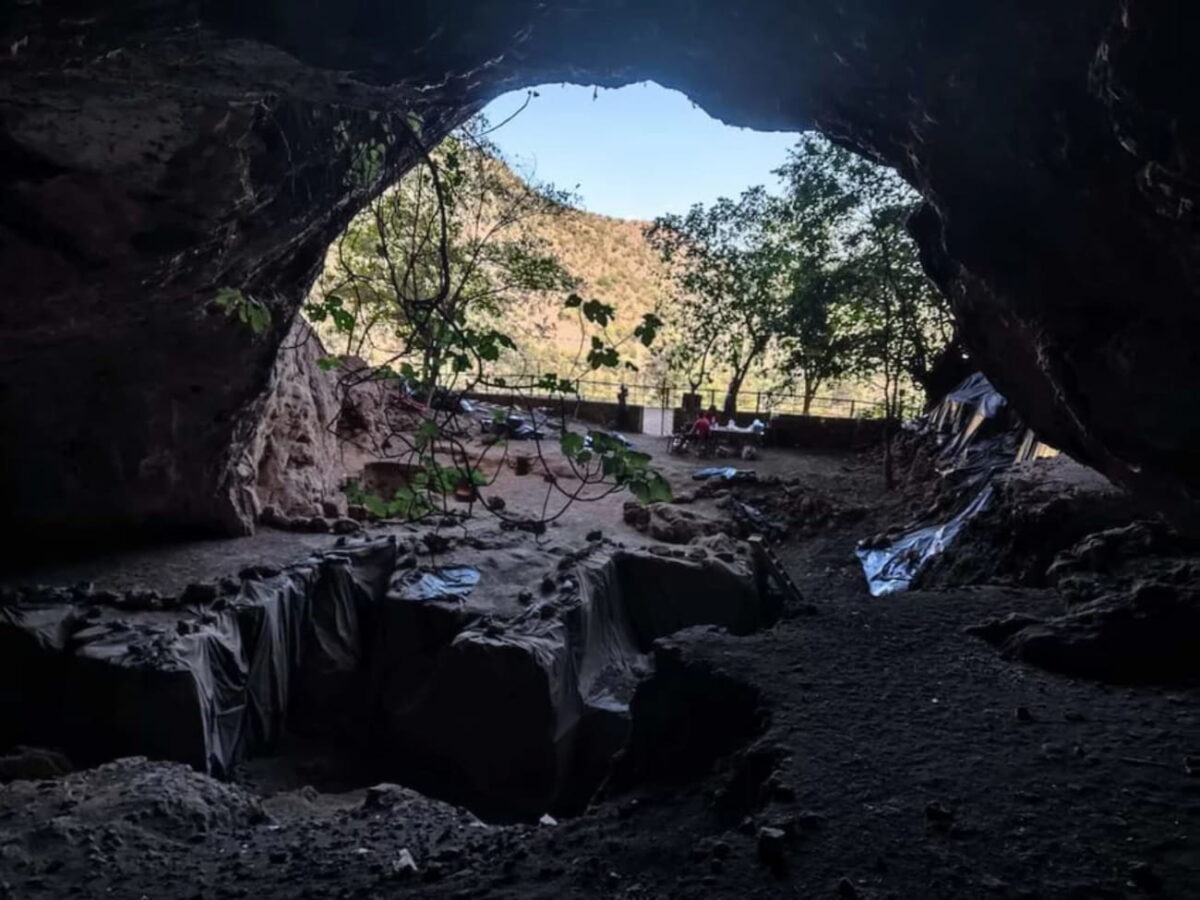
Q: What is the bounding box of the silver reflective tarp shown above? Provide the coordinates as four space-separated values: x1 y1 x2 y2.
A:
858 373 1054 597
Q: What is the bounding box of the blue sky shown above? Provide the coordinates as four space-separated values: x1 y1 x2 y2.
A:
481 82 801 222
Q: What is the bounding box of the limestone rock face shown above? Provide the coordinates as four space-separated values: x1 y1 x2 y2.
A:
3 1 1200 538
241 320 349 524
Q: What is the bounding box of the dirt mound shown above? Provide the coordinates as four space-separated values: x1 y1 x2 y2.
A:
623 502 727 544
1 758 266 842
968 521 1200 681
913 457 1140 590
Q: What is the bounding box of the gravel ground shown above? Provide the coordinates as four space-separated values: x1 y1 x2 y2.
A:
4 447 1199 898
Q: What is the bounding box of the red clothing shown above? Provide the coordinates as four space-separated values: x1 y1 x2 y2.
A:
692 416 712 437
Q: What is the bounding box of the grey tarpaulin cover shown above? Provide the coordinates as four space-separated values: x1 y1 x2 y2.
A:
857 372 1053 597
0 539 397 775
0 535 767 819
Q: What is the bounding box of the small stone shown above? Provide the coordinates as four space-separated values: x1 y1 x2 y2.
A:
332 517 361 535
836 877 860 898
347 504 370 522
363 784 405 810
180 582 218 605
517 591 534 606
769 780 797 803
392 848 419 878
1015 706 1035 723
123 588 162 610
586 529 603 541
924 802 954 824
540 575 556 594
306 516 331 533
268 851 288 864
423 533 451 554
486 496 507 512
756 826 786 866
321 500 340 519
1185 756 1200 777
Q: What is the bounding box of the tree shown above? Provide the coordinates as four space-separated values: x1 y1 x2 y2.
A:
777 134 956 484
308 116 576 388
647 188 791 416
777 266 863 414
301 113 671 524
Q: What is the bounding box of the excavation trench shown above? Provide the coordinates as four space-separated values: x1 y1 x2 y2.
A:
0 532 774 822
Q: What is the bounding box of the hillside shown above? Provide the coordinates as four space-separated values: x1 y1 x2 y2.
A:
308 151 673 386
501 203 672 380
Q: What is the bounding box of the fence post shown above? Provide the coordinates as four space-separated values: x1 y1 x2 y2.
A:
850 399 856 418
755 392 761 414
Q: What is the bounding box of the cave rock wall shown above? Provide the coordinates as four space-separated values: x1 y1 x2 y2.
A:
2 1 1199 539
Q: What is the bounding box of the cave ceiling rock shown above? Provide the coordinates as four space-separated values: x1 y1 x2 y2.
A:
2 0 1198 539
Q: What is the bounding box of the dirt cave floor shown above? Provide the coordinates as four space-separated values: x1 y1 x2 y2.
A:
3 437 1200 899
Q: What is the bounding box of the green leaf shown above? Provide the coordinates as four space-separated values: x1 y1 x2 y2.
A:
633 312 663 347
560 432 585 456
581 298 615 327
625 451 651 470
329 308 355 332
414 419 439 450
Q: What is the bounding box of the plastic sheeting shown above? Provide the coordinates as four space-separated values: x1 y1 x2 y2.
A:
368 545 763 819
0 540 398 775
857 484 995 596
692 467 757 482
1 535 767 819
857 371 1054 597
390 567 480 602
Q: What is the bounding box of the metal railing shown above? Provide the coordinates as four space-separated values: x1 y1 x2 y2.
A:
470 374 892 419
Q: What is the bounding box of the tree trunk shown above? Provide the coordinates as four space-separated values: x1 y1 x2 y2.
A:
882 416 895 488
882 375 899 489
723 373 744 418
802 380 819 416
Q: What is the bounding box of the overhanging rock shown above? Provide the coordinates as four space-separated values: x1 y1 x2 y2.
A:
4 3 1200 537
